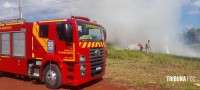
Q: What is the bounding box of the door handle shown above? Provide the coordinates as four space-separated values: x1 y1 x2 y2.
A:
18 60 20 66
54 46 56 50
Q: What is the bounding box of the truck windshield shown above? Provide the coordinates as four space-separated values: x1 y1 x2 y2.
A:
78 22 104 41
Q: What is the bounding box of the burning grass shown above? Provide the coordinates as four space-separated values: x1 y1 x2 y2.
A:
104 46 200 90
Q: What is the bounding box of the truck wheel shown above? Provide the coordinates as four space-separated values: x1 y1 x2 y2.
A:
0 72 3 77
43 64 62 89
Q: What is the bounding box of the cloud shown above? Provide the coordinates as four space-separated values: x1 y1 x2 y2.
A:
0 1 18 19
0 0 76 20
193 0 200 7
2 2 17 8
187 9 200 15
21 0 76 20
186 0 200 15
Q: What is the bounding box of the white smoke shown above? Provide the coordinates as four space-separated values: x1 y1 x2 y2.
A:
1 0 199 57
70 0 200 57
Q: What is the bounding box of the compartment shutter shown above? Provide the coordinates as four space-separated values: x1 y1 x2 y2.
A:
1 33 10 55
13 32 25 57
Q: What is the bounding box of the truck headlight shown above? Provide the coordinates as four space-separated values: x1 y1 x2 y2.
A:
80 65 86 71
80 64 86 77
81 71 86 76
80 55 86 63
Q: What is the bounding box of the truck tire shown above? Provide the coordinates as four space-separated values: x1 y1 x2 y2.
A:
43 64 62 89
0 72 3 77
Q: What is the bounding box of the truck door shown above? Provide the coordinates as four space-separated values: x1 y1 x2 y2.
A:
12 31 27 75
54 22 74 61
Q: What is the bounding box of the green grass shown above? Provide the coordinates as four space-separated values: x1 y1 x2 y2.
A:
104 46 200 90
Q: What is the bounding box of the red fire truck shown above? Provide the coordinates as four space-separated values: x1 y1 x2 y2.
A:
0 16 106 89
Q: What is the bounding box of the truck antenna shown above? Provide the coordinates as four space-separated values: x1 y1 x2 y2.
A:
19 0 23 20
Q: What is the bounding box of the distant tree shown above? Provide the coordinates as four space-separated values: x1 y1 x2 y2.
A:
182 28 200 44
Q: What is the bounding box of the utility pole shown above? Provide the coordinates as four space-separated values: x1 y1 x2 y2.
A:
19 0 22 20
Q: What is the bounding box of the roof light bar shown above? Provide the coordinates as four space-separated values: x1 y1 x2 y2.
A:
71 16 90 21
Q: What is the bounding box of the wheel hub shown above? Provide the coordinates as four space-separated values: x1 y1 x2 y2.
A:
46 70 56 85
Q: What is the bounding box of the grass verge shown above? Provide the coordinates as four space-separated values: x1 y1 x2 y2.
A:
104 46 200 90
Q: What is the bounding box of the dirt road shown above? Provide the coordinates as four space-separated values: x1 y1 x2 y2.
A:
0 74 129 90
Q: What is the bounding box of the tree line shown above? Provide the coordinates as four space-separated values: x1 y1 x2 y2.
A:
181 28 200 44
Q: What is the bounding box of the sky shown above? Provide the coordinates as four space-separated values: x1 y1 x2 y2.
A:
181 0 200 29
0 0 200 57
0 0 199 29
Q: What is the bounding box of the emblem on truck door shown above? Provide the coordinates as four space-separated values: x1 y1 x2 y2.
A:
94 49 101 56
47 40 55 53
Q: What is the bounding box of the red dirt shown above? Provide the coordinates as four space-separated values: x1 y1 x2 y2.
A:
0 74 130 90
0 73 173 90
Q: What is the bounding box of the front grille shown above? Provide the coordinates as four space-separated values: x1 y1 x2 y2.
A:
90 48 104 77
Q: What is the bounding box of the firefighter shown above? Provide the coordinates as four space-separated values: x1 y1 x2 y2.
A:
138 42 143 51
145 40 151 54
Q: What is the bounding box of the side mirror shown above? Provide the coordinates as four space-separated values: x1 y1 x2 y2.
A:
65 24 73 45
103 29 106 41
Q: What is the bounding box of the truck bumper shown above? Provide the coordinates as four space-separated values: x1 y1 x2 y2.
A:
60 62 105 86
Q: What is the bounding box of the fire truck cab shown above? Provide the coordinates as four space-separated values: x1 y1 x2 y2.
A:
0 16 106 89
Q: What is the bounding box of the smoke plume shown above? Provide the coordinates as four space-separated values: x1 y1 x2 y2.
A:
1 0 199 57
67 0 200 57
